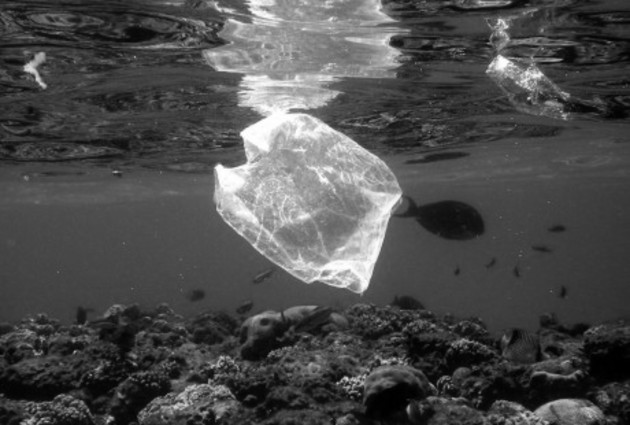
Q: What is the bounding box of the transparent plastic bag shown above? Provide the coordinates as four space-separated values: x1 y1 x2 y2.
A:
487 54 572 120
214 113 402 293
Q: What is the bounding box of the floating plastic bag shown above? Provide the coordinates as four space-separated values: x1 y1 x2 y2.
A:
487 54 572 120
214 113 402 293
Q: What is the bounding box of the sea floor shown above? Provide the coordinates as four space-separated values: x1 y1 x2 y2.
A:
0 301 628 425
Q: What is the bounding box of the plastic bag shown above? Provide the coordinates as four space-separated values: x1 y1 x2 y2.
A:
486 54 572 120
214 113 402 293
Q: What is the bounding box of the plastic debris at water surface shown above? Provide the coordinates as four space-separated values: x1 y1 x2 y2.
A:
486 54 572 120
214 113 402 294
485 15 620 120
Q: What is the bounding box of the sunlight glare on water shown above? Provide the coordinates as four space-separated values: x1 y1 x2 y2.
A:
203 0 404 115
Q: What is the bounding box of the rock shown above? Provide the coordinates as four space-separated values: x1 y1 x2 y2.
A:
487 400 548 425
186 311 239 346
0 355 86 399
108 370 171 424
529 369 588 397
445 338 498 370
584 320 630 380
405 330 457 381
0 394 26 425
239 306 347 360
263 386 314 412
138 383 239 425
262 409 333 425
406 396 485 425
591 381 630 424
363 365 436 420
0 328 41 364
23 394 95 425
534 398 605 425
239 310 292 360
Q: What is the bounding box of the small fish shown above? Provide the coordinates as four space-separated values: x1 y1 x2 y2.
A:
185 289 205 302
75 306 94 325
236 300 254 315
548 224 566 233
394 196 485 241
391 295 424 311
513 264 521 278
454 266 461 276
111 169 123 178
253 267 275 284
559 285 568 299
500 328 542 364
293 306 334 334
485 257 497 269
532 245 553 253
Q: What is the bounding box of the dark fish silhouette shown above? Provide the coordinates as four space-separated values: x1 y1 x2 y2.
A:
236 300 254 315
485 257 497 269
75 306 94 325
405 151 470 164
253 267 276 284
532 245 553 253
391 295 424 311
185 289 206 302
454 266 461 276
90 317 138 354
548 224 566 233
513 264 521 278
559 285 568 299
293 306 334 334
500 328 542 364
395 196 485 240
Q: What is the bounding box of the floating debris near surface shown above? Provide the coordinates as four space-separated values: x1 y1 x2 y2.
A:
23 52 47 89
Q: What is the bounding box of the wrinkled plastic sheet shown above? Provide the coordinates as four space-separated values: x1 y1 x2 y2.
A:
487 55 572 120
214 113 402 293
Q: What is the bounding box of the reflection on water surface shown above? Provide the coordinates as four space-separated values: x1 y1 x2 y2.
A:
203 0 402 114
0 0 629 331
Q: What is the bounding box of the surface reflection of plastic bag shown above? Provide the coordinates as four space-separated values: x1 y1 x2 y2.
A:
214 113 402 294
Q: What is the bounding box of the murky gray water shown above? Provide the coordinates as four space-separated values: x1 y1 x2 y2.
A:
1 0 629 331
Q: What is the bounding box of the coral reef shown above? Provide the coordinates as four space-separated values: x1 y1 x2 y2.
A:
0 303 627 425
363 365 436 420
